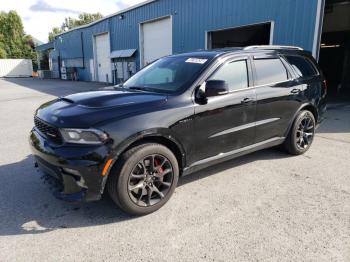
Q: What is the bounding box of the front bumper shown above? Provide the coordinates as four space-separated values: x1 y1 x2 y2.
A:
29 129 112 202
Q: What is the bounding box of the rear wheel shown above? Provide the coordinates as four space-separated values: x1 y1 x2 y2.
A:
107 143 179 216
284 110 316 155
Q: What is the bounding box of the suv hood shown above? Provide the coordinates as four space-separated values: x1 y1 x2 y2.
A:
36 90 168 128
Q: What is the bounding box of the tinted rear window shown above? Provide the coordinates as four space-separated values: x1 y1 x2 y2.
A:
254 58 288 86
284 55 318 77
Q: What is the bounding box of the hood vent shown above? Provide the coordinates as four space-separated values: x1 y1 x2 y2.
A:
59 97 74 104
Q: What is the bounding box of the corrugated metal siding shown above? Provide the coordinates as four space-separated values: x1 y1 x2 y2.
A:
35 42 54 52
52 0 320 81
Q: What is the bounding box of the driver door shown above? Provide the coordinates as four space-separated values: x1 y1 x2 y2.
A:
193 57 256 163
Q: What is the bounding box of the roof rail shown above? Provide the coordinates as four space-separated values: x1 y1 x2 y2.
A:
244 45 304 51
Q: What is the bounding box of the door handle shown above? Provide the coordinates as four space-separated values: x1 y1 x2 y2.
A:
241 97 254 104
291 88 301 94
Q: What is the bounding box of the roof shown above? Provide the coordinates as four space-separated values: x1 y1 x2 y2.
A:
55 0 157 38
171 48 242 58
169 46 308 60
35 42 54 52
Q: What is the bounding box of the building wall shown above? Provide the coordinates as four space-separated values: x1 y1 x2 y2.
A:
51 0 320 82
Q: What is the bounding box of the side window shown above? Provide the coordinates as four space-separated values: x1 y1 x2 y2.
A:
254 58 288 86
209 60 249 91
284 55 318 77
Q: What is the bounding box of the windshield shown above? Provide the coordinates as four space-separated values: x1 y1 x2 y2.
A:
122 56 211 94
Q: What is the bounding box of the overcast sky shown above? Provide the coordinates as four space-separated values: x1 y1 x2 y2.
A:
0 0 145 43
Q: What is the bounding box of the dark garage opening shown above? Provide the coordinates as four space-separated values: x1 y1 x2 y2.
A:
319 0 350 101
207 22 272 49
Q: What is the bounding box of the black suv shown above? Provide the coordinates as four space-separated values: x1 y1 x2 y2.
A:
30 46 327 215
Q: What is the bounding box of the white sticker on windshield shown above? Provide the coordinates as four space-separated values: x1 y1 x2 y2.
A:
185 58 208 64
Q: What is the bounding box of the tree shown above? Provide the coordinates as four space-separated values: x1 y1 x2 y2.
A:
0 41 7 58
48 13 103 42
48 27 62 42
0 11 37 68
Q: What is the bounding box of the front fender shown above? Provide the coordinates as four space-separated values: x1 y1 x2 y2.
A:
115 128 186 158
100 128 187 193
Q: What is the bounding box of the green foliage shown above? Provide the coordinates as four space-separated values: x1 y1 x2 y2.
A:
48 13 103 42
0 42 7 58
0 11 37 69
48 27 63 42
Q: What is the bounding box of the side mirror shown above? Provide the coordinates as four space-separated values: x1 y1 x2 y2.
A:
205 80 229 97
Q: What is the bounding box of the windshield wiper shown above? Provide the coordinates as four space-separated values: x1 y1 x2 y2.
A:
127 86 154 92
126 86 167 94
114 85 147 92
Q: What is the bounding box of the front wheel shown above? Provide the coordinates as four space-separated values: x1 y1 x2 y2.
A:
284 110 316 155
107 143 179 216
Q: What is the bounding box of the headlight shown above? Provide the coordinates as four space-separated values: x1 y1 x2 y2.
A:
60 128 109 145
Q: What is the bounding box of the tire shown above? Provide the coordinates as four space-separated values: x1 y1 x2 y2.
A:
283 110 316 155
107 143 179 216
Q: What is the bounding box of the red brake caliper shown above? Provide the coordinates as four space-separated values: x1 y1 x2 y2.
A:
154 159 163 175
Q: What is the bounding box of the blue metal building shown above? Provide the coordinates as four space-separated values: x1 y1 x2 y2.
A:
38 0 326 84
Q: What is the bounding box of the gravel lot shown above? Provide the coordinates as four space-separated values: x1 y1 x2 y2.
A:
0 78 349 262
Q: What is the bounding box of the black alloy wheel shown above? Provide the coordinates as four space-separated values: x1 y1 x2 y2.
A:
295 114 315 150
128 154 174 207
284 110 316 155
107 143 179 216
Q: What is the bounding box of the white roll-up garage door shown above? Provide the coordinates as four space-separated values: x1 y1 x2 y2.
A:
94 33 111 83
141 17 172 67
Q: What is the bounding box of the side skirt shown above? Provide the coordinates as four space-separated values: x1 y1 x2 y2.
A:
182 137 285 176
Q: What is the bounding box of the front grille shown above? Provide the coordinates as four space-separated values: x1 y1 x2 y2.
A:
34 116 62 144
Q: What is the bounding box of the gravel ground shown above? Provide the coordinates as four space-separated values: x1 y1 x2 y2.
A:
0 78 349 262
